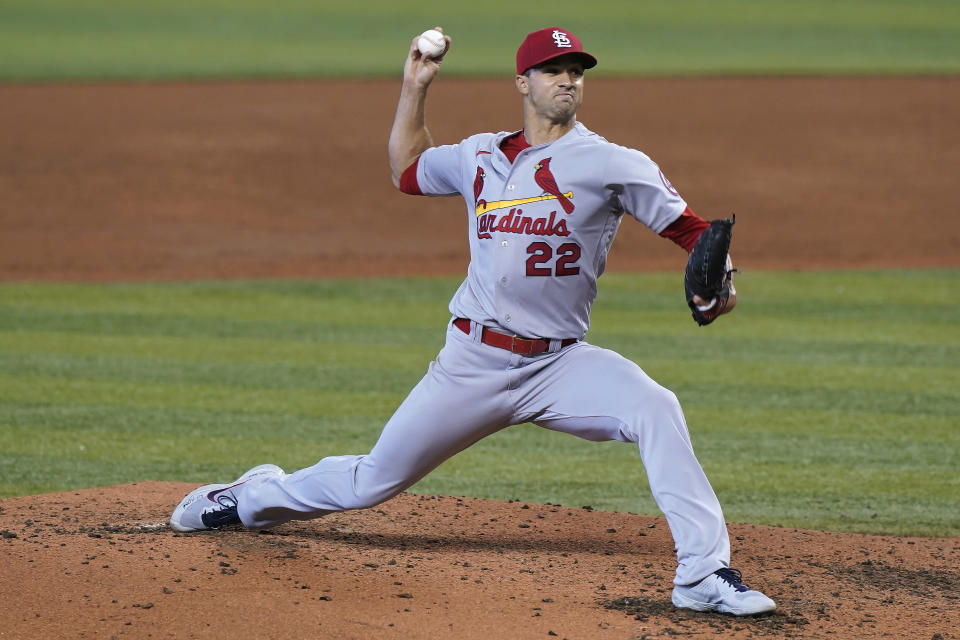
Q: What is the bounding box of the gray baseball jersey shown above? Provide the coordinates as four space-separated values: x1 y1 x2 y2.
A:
416 122 686 339
232 121 731 587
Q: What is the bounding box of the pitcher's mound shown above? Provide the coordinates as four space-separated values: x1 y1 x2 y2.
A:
1 483 957 639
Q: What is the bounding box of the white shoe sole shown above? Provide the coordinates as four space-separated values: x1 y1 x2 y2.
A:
671 588 718 612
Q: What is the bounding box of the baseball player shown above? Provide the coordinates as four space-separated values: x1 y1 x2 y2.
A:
171 26 775 616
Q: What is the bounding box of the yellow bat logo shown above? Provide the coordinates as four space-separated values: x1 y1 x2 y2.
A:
476 192 573 217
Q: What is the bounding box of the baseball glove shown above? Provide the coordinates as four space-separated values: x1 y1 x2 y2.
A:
684 214 738 326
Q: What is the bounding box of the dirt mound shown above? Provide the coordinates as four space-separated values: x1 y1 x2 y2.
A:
1 484 957 639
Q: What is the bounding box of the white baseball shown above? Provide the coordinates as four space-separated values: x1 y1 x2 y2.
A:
417 29 447 59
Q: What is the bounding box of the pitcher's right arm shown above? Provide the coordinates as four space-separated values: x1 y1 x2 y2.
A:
388 28 451 188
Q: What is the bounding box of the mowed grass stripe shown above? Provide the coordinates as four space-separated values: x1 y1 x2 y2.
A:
2 349 957 397
1 279 457 318
2 359 955 419
0 424 371 468
707 460 958 502
2 307 956 368
648 359 957 395
693 431 958 477
8 400 952 468
0 308 444 346
0 402 383 440
4 270 954 317
592 311 956 346
6 402 953 472
685 407 958 444
0 331 438 369
0 452 339 499
4 308 953 366
0 453 206 498
0 278 457 345
2 0 959 80
715 490 955 537
0 271 958 535
0 374 404 420
1 354 426 394
674 383 957 418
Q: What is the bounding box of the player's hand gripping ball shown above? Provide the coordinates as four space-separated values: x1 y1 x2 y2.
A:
417 29 447 59
684 215 738 326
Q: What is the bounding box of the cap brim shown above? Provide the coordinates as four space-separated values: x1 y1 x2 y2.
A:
522 51 597 74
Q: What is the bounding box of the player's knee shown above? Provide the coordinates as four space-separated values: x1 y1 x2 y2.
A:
621 384 685 440
626 383 682 419
656 386 688 432
349 476 407 510
350 487 399 510
652 385 683 416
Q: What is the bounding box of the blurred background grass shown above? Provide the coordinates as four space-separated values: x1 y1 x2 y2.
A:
1 273 957 536
1 0 959 80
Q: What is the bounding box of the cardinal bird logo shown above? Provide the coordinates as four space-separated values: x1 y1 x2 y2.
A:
533 157 574 214
473 166 486 207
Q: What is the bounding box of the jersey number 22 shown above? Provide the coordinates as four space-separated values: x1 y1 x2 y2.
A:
526 242 581 277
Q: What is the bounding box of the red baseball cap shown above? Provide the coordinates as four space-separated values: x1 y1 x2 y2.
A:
516 27 598 75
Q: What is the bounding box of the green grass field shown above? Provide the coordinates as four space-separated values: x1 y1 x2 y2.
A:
1 271 957 536
2 0 960 80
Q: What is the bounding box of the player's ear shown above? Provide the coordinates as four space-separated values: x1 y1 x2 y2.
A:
515 74 529 95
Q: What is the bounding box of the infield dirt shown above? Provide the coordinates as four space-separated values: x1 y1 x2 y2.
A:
0 77 958 639
2 77 958 280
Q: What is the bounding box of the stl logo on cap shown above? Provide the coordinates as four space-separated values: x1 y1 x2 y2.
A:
552 30 572 48
516 27 598 75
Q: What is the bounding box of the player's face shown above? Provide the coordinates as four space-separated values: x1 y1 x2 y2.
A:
518 55 585 124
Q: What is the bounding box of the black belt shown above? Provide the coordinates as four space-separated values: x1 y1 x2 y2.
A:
454 318 577 356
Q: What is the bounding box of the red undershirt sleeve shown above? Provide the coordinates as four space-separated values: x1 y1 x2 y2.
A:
660 206 710 253
398 157 423 195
